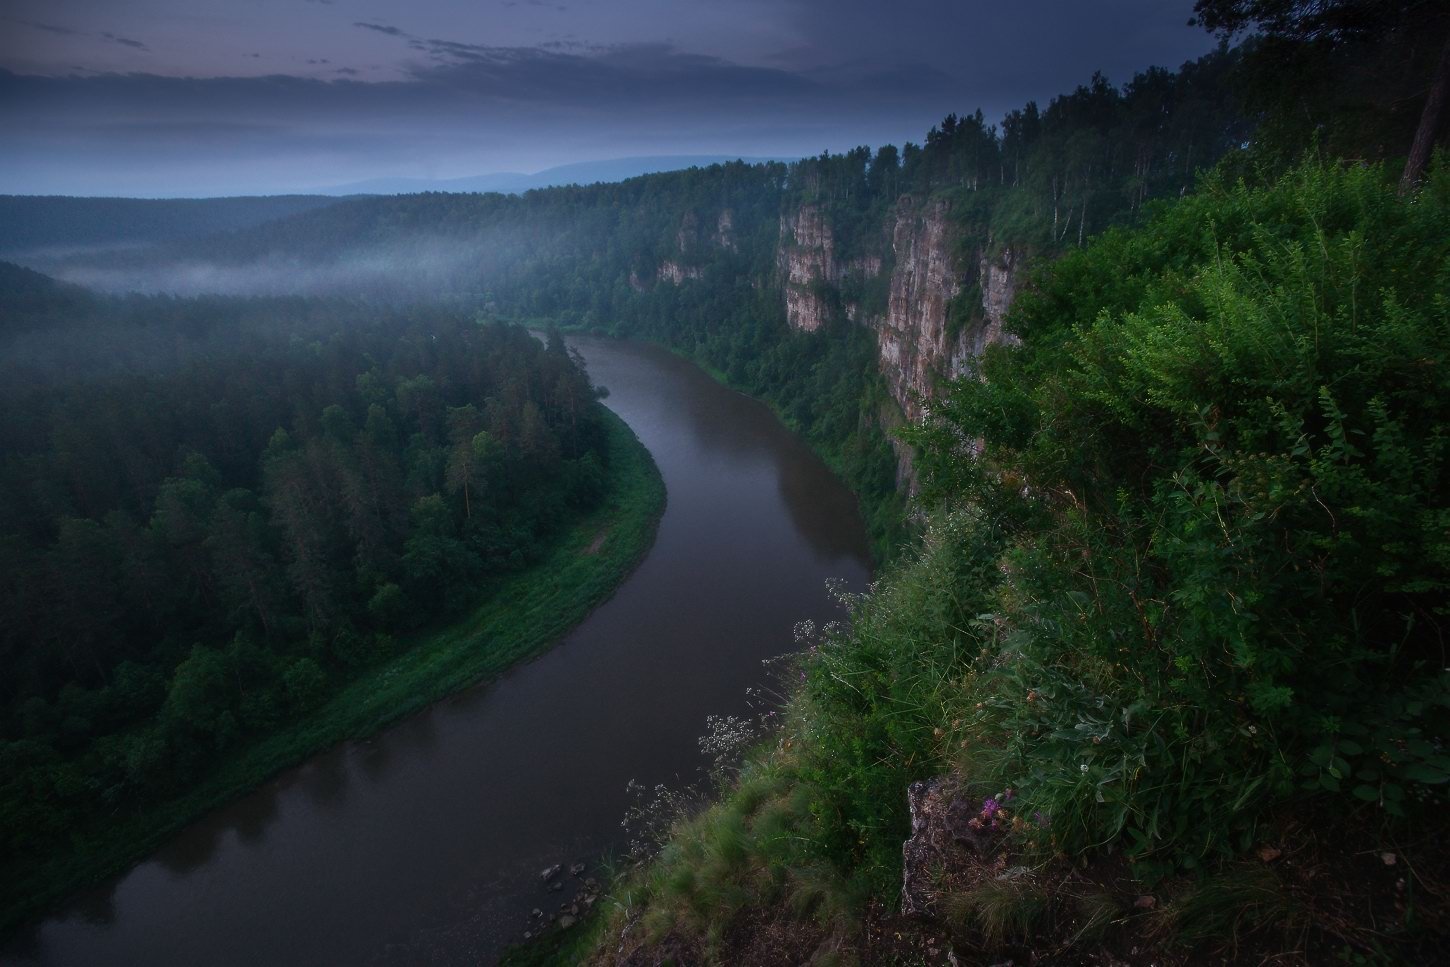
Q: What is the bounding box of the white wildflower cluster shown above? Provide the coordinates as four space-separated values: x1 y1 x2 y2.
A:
698 714 760 774
824 576 859 609
620 779 698 863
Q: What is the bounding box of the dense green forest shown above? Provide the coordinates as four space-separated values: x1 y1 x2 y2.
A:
0 271 665 928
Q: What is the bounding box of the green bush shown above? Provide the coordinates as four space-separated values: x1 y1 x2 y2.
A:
910 158 1450 870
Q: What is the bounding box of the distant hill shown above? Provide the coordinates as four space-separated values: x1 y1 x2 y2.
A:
314 155 798 196
0 259 96 334
0 194 341 257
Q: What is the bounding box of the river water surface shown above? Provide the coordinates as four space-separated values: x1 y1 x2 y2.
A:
6 336 873 966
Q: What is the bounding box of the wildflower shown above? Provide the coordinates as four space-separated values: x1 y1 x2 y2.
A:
1080 763 1089 773
981 797 1000 817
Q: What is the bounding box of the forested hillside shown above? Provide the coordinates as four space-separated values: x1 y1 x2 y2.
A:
0 275 665 931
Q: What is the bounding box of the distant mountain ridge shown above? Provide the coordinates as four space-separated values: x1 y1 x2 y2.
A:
0 195 340 257
314 155 798 196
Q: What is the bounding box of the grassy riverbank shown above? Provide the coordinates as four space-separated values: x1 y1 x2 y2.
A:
2 407 664 939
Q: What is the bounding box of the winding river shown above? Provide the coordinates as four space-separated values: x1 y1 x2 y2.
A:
4 336 874 966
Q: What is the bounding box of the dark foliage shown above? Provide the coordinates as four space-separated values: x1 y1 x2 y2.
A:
0 281 610 877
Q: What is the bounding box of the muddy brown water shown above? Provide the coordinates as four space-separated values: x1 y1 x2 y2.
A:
4 335 874 966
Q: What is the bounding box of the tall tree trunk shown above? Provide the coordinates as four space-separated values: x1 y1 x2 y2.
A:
1401 29 1450 194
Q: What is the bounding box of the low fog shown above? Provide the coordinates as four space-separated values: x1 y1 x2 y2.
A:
36 237 499 301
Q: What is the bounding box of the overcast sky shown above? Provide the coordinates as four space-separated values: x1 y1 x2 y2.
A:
0 0 1215 197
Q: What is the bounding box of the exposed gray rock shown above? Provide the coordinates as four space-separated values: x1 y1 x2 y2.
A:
541 864 562 882
901 776 997 917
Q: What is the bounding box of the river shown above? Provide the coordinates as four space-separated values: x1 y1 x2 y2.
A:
4 335 874 966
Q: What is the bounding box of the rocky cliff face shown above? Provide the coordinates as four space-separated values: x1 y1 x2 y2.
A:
876 198 960 424
777 205 836 333
716 209 736 251
773 197 1019 483
658 260 701 285
954 247 1019 369
774 198 1017 417
650 210 736 286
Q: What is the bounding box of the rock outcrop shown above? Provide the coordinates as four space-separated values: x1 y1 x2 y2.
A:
876 199 960 423
716 209 736 250
783 200 1020 426
901 776 998 917
657 260 700 285
777 205 836 333
771 197 1020 482
949 247 1020 376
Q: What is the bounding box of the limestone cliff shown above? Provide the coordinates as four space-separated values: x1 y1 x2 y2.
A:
772 197 1019 483
657 260 701 285
876 198 960 423
716 209 736 251
652 210 736 286
777 205 836 333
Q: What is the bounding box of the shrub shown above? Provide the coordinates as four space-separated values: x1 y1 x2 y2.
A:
911 158 1450 871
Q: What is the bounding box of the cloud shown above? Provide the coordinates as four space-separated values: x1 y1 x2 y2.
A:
0 49 948 196
345 19 816 105
11 19 84 37
353 22 406 37
100 33 149 52
0 0 1216 196
6 18 151 52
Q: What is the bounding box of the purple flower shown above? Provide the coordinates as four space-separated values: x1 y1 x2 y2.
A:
981 797 1000 817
